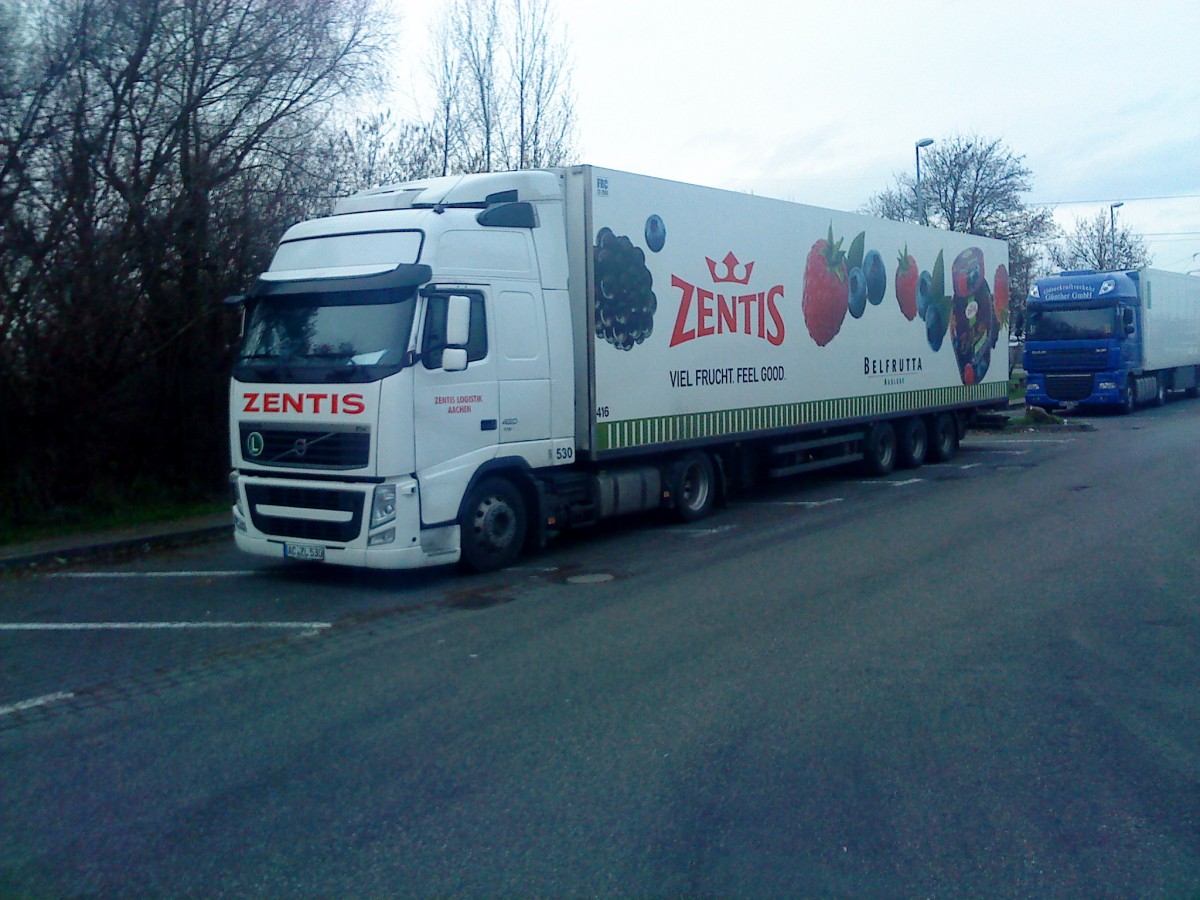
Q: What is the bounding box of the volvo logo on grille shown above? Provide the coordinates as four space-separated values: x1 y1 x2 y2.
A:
246 431 264 457
293 438 308 457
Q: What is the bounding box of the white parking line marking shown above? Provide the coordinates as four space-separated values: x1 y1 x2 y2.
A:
978 438 1073 444
856 478 923 487
0 622 332 631
0 691 76 718
674 524 739 536
761 499 845 508
48 571 257 578
959 463 983 470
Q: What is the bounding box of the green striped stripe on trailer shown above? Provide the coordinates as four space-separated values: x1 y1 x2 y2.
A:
595 382 1005 452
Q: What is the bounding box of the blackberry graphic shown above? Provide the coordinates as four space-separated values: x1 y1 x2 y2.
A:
594 227 657 351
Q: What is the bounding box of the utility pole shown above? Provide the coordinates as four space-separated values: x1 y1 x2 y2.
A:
915 139 934 226
1109 201 1124 270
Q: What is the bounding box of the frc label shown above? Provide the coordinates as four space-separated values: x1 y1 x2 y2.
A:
242 392 365 415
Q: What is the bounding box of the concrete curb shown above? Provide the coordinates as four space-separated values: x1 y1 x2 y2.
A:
0 520 230 575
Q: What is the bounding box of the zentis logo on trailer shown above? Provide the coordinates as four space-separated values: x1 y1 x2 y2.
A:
241 392 366 415
669 251 785 347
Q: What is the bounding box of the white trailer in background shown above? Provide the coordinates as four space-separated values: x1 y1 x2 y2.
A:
1025 268 1200 412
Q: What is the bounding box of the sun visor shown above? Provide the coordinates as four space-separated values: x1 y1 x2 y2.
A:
250 264 432 297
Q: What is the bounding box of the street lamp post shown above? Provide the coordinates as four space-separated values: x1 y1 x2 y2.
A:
915 138 934 226
1109 201 1124 270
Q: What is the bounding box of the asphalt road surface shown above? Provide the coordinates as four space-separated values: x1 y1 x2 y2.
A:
3 404 1199 897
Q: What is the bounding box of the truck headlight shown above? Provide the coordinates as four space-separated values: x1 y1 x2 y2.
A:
1099 381 1117 390
371 484 397 528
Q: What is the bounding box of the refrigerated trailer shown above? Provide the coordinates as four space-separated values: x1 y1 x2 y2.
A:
228 166 1009 571
1024 268 1200 412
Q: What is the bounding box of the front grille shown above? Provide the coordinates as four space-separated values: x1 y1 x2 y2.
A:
1026 347 1109 371
245 484 364 543
240 423 370 469
1045 373 1096 402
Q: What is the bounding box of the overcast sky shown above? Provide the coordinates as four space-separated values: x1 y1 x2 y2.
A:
388 0 1200 273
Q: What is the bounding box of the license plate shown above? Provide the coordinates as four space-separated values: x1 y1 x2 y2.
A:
284 543 325 562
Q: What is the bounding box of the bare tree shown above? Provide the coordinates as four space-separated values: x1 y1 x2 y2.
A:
427 5 465 176
325 112 439 197
453 0 500 172
422 0 576 175
865 133 1058 313
0 0 395 520
1049 209 1152 272
505 0 575 168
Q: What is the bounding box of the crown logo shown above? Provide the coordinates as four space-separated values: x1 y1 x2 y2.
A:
705 251 754 285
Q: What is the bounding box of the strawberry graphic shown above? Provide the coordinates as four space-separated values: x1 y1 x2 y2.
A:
802 226 849 346
895 246 918 321
993 264 1009 324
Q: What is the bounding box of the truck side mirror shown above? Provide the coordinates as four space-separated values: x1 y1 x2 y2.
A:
446 294 471 346
442 294 471 372
224 294 246 337
1122 308 1135 334
441 348 468 372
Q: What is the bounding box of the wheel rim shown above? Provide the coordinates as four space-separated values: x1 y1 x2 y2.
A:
911 426 927 461
879 432 895 467
868 425 896 470
935 417 955 456
681 461 711 512
472 495 517 553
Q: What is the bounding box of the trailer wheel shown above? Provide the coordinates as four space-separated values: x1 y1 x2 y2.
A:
896 417 928 469
928 413 959 462
459 476 527 573
862 422 897 476
673 451 715 522
1153 375 1166 407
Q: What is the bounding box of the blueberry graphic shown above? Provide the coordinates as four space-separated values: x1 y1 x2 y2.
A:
863 249 886 305
916 270 934 321
926 301 946 352
848 267 867 319
644 215 666 253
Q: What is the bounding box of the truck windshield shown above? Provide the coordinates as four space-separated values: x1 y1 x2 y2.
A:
234 286 418 383
1026 306 1120 342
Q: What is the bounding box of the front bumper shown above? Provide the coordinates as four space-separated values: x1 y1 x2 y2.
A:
1025 372 1123 408
230 473 460 570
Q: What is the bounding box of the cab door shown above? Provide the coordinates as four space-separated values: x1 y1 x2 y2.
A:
494 287 551 444
412 287 498 525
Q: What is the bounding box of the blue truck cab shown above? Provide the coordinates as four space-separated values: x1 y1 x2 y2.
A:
1024 268 1200 413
